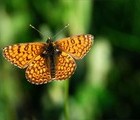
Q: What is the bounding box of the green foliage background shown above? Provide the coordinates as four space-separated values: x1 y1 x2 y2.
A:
0 0 140 120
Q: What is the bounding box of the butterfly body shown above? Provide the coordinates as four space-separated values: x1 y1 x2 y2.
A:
41 39 62 79
3 34 94 85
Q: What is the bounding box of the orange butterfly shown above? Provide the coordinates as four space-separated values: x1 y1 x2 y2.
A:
3 34 94 85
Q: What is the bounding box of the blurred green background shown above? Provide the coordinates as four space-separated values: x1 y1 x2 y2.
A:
0 0 140 120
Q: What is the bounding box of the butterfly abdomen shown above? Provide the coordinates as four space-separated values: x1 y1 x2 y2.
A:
49 55 55 78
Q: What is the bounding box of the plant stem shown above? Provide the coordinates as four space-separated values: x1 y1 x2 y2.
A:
64 80 69 120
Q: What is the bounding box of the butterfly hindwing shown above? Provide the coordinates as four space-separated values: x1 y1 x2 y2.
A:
55 51 77 80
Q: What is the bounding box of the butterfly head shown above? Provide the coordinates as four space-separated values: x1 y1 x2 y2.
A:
46 37 53 44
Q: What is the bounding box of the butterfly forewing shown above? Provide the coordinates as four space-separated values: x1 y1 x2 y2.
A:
55 34 93 59
3 43 46 68
55 51 76 80
25 55 51 84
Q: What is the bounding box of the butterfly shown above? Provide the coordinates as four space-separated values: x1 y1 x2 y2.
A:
3 34 94 85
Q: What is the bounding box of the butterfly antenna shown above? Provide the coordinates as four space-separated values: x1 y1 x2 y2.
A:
52 24 69 39
30 24 50 39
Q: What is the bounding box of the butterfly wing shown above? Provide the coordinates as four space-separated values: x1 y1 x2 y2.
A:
55 34 93 59
3 42 46 68
25 55 51 85
54 51 77 80
25 51 76 84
